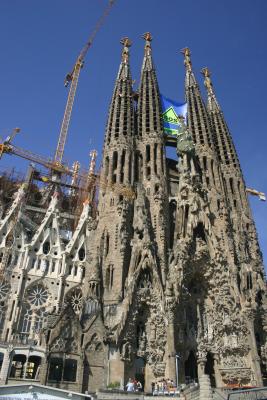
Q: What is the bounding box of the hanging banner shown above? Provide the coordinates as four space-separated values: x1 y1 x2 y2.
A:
160 95 187 136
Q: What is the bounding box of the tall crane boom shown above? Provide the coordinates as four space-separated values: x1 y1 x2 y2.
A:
54 61 82 166
54 0 115 165
0 142 70 175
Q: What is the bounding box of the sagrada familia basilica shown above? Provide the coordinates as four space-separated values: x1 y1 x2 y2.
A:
0 33 266 394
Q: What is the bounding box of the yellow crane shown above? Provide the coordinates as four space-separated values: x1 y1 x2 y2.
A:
54 0 115 167
246 187 266 201
0 128 70 174
0 0 116 175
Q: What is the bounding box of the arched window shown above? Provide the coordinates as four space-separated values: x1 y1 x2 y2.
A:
247 272 253 290
105 233 109 257
43 241 50 255
0 302 6 331
34 308 48 333
21 308 32 333
78 246 85 261
105 265 114 290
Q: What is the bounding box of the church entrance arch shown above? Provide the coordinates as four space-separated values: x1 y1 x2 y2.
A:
133 357 145 390
205 352 216 387
184 351 198 384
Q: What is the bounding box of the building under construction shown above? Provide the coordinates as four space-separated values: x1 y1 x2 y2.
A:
0 16 266 398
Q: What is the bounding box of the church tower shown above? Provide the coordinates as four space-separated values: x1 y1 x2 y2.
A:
0 35 265 395
97 37 135 305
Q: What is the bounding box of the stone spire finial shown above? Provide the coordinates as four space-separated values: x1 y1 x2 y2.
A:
201 67 220 111
142 32 153 55
201 67 214 95
120 37 132 63
181 47 192 71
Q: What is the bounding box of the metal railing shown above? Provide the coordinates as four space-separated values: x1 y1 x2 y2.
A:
212 388 227 400
227 387 267 400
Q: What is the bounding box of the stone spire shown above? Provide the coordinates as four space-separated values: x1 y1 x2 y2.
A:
201 67 240 169
201 69 265 291
138 32 163 138
181 48 213 149
135 33 168 284
104 37 135 146
101 38 135 188
181 49 223 197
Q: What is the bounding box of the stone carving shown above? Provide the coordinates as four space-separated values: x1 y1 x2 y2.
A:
0 38 265 394
86 333 102 352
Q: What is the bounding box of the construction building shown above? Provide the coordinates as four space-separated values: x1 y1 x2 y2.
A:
0 31 266 396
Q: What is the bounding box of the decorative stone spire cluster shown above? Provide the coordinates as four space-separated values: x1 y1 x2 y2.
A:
201 66 240 170
138 32 163 138
181 48 214 150
0 34 265 396
104 37 134 147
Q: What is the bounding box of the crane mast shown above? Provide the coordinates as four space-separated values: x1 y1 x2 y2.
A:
54 0 115 166
54 60 82 165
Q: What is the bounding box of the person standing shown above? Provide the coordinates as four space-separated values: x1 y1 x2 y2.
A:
126 378 134 392
137 380 142 392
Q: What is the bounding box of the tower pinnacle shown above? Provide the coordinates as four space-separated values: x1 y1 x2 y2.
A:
141 32 154 71
120 37 132 64
201 67 220 111
142 32 152 55
181 48 213 148
181 47 192 71
201 67 240 170
201 67 213 93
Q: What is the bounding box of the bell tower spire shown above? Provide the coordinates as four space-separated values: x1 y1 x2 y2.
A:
181 48 213 150
135 33 169 285
104 37 134 147
181 48 223 196
201 67 240 169
138 32 163 139
101 38 135 190
201 66 253 220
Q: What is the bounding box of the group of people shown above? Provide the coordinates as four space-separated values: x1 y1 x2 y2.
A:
152 378 178 394
125 378 143 392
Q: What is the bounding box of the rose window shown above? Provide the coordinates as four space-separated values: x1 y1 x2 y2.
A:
70 291 83 314
28 285 49 307
0 281 10 301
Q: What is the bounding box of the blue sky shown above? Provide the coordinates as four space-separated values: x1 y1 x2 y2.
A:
0 0 266 269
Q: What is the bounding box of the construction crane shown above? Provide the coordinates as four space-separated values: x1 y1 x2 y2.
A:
0 1 115 177
0 128 70 175
246 187 266 201
54 0 116 167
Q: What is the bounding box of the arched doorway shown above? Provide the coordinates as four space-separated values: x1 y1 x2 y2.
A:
133 357 145 390
184 351 198 384
205 352 216 387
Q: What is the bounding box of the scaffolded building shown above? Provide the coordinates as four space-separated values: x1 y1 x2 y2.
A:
0 35 266 394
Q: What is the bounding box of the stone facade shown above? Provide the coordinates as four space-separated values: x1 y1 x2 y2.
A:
0 34 266 394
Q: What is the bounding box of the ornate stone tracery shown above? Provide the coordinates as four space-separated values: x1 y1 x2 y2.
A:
0 36 265 394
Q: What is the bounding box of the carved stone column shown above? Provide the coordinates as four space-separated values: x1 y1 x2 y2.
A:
245 306 263 386
213 352 223 387
0 347 13 384
39 354 48 385
165 288 177 384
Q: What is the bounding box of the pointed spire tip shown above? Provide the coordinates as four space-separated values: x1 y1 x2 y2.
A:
120 37 132 47
142 32 153 42
120 37 132 64
142 32 152 56
181 47 192 71
201 67 214 94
